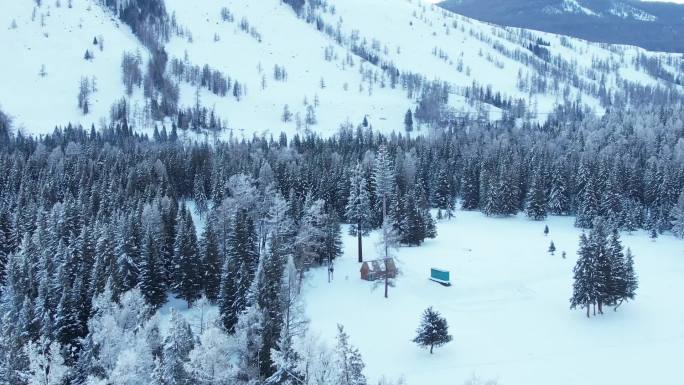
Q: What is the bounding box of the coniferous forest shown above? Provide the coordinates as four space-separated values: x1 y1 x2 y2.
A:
0 101 683 384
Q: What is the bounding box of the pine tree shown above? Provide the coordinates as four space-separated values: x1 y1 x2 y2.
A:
412 307 452 354
548 241 556 255
346 163 372 262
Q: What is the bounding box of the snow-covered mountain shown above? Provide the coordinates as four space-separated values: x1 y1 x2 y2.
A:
1 0 683 137
440 0 684 52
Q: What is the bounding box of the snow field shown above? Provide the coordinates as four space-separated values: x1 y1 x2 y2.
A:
305 210 684 385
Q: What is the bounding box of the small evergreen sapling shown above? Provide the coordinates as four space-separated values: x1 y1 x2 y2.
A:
544 225 549 236
548 241 556 255
413 307 452 354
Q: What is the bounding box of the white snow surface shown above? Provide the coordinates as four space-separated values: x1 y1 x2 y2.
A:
305 211 684 385
0 0 145 135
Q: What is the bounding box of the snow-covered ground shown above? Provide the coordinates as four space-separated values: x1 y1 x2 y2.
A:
0 0 145 135
305 211 684 385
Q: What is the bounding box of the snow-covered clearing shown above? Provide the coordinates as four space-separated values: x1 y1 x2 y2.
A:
305 211 684 385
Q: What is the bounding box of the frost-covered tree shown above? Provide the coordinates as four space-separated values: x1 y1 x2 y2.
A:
173 206 202 307
412 307 452 354
548 165 570 215
231 304 264 383
186 326 234 385
21 339 69 385
162 309 194 385
670 189 684 238
334 325 367 385
526 174 547 221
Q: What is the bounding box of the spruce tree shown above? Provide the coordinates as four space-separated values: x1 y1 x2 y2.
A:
576 176 600 228
548 166 570 215
460 162 480 210
548 241 556 255
200 222 221 302
670 189 684 238
434 167 453 218
413 307 452 354
404 109 413 132
218 209 258 332
526 174 547 221
400 190 425 246
570 233 598 318
590 218 611 314
345 163 372 262
174 207 202 307
140 230 167 310
619 248 638 308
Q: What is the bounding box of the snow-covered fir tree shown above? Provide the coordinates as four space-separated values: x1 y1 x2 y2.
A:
413 307 453 354
345 163 372 262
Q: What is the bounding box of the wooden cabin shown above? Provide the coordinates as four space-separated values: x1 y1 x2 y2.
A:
360 258 397 281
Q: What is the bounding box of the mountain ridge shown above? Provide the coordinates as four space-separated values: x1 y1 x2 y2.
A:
439 0 684 53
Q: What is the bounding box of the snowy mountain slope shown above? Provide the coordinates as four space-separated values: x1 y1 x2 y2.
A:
163 0 684 136
0 0 146 135
1 0 683 138
164 0 420 137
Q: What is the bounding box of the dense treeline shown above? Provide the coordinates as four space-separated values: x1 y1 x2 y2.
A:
1 101 684 384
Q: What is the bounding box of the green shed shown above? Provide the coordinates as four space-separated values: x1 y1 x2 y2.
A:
430 268 451 286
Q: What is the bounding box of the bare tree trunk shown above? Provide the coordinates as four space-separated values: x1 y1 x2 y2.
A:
430 344 434 354
384 269 388 299
598 302 603 314
383 195 388 259
357 224 363 263
586 305 590 318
